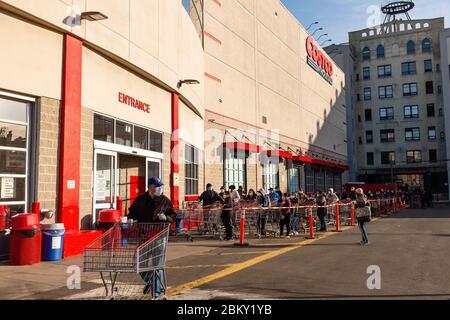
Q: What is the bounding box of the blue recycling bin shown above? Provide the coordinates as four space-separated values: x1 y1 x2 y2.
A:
41 223 65 261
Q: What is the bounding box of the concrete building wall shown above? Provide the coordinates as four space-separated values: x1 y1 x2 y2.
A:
79 107 94 228
440 29 450 199
190 0 347 193
349 18 448 194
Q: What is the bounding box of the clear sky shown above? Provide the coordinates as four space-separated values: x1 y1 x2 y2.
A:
280 0 450 45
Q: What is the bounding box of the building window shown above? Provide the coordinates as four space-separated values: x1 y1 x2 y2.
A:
94 114 114 143
428 127 437 140
429 149 437 163
0 96 30 216
287 167 300 193
365 109 372 122
133 126 148 150
224 155 246 190
380 129 395 143
366 130 373 143
441 131 446 140
149 131 163 153
305 167 314 193
363 67 370 80
357 94 361 101
407 40 416 54
427 104 435 117
406 150 422 163
422 38 431 53
404 105 419 119
367 152 374 166
402 61 416 75
314 169 325 193
439 108 444 117
426 81 434 94
333 173 342 193
424 59 433 72
185 144 199 196
364 87 372 100
379 107 394 121
378 65 392 78
377 45 385 58
381 151 395 165
263 163 279 191
362 47 371 60
379 85 393 99
403 83 418 96
405 128 420 141
116 121 133 147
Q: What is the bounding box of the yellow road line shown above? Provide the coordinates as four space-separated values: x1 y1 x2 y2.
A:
167 264 235 269
167 219 383 297
193 251 272 256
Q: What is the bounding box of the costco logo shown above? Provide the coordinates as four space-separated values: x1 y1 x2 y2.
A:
306 36 333 85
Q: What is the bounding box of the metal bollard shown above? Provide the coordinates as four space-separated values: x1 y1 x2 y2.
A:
308 207 315 239
334 204 342 232
235 209 249 247
350 204 355 226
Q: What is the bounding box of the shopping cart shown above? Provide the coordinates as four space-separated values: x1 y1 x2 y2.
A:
83 222 170 300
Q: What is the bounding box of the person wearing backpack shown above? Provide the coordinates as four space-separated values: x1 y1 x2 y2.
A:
355 188 371 245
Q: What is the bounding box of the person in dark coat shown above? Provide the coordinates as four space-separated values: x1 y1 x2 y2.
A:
128 177 177 223
127 177 175 298
221 191 234 240
199 183 224 206
279 193 292 238
316 192 327 232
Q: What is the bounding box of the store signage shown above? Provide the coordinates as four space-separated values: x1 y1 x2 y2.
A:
1 177 15 199
306 36 333 85
118 92 150 113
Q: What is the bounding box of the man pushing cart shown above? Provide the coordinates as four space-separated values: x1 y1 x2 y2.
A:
84 177 176 299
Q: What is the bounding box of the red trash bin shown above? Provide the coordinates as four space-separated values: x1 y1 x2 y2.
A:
98 209 121 232
0 206 8 231
10 213 42 266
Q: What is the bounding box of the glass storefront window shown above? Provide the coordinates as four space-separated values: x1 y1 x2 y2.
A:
288 167 299 193
94 114 114 143
225 156 246 190
116 121 132 147
0 96 29 214
0 150 26 175
134 126 148 150
185 144 199 195
0 122 27 148
150 131 163 153
263 163 279 191
0 98 27 123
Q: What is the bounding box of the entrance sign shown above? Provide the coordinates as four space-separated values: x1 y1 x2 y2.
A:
306 36 333 85
118 92 150 113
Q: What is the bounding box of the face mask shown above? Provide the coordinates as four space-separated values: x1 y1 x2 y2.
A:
155 186 163 197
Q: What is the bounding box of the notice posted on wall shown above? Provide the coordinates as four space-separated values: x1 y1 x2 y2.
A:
0 177 15 199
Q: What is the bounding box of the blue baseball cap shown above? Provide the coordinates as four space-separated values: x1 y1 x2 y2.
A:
148 177 164 187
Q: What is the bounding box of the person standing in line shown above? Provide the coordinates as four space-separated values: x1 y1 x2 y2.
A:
316 192 328 232
221 191 234 240
355 188 371 245
256 188 270 236
246 189 257 201
229 185 241 204
349 187 357 201
279 193 292 238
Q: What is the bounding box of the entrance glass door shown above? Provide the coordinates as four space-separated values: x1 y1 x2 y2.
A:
93 150 118 224
146 158 162 187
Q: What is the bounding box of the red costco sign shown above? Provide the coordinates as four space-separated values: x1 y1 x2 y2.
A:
306 36 333 84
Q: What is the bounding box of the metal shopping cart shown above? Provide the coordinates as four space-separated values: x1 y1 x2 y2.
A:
83 222 170 300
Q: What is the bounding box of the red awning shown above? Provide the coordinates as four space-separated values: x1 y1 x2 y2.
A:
263 150 294 159
293 155 349 171
223 142 262 153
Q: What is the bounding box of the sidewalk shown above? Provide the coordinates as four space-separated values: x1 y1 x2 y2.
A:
0 239 227 300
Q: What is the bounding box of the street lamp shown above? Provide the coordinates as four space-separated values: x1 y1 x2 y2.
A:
316 33 328 42
320 39 332 46
306 21 319 31
177 79 200 89
311 27 323 37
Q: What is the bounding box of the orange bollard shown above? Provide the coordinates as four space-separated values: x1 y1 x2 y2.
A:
350 204 355 226
235 209 249 247
308 208 315 239
334 204 341 232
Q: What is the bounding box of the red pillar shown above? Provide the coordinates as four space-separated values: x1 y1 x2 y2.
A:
58 34 82 232
171 93 180 209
